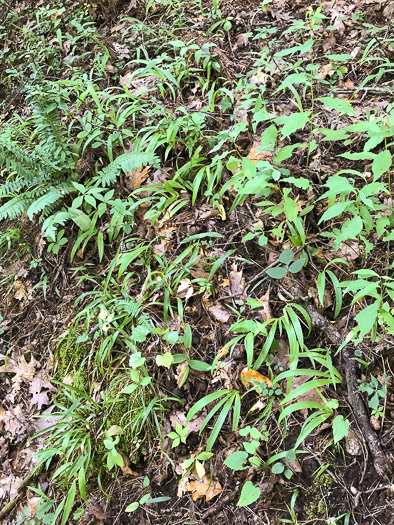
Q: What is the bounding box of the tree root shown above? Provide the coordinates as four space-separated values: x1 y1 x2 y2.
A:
289 284 392 477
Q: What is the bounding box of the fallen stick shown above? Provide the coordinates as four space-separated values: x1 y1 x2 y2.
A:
0 475 33 521
289 284 392 477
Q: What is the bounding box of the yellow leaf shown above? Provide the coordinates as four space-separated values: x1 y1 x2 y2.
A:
195 460 205 479
240 368 272 389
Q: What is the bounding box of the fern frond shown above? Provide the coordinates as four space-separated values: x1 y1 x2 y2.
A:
26 187 64 220
94 152 160 187
29 88 72 169
0 189 47 220
0 173 52 196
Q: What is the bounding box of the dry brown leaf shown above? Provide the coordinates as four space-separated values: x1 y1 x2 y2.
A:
123 166 150 191
208 304 231 323
218 278 229 288
177 279 194 300
112 42 130 59
229 263 246 299
14 280 28 302
257 288 272 321
185 475 222 501
169 411 206 435
111 22 126 32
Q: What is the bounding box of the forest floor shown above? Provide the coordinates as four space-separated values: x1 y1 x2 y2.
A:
0 0 394 524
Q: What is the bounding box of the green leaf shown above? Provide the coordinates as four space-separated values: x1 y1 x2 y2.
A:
156 352 174 369
266 267 288 279
61 481 76 525
288 258 306 274
354 300 381 340
318 97 355 116
272 462 285 474
69 209 91 231
332 415 349 443
188 360 211 371
319 201 351 223
279 249 294 265
237 481 261 507
275 111 311 138
341 216 363 240
372 150 392 180
260 124 277 151
317 271 326 307
125 502 139 513
163 331 179 344
180 232 223 244
187 390 228 422
224 451 248 470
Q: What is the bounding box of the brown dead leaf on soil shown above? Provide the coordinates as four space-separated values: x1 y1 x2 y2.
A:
229 263 246 299
184 475 222 502
208 303 231 323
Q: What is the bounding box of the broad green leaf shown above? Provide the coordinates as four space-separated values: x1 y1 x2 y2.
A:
272 462 284 474
279 249 294 265
332 415 349 443
273 143 303 164
319 201 351 223
237 481 261 507
289 258 307 274
275 111 311 138
266 267 288 279
318 97 355 116
188 360 211 371
341 216 363 240
224 451 248 470
125 502 139 512
372 150 392 180
354 300 381 340
156 352 174 369
260 124 277 150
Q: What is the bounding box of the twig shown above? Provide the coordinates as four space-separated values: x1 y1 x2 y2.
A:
0 474 36 521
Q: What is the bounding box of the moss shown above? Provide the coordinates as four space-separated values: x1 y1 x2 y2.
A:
55 336 88 382
314 473 333 490
304 474 333 519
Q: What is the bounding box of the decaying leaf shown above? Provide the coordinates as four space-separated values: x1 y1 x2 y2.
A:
170 411 206 435
208 304 231 323
123 166 150 191
240 368 272 389
185 475 222 501
177 279 194 300
229 263 246 299
257 288 272 321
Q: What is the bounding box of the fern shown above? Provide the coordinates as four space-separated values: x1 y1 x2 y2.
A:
94 151 160 187
0 80 77 223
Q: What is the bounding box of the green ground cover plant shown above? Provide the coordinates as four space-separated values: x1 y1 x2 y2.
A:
0 0 393 524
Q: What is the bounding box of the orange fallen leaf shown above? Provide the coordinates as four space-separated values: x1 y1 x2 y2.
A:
248 146 273 163
240 368 272 389
219 278 230 288
124 166 150 191
186 475 222 501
